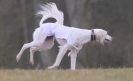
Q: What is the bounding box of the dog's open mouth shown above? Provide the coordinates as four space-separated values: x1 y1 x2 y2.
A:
104 38 111 43
105 39 110 41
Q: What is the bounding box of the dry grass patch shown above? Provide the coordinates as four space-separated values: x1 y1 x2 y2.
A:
0 68 133 81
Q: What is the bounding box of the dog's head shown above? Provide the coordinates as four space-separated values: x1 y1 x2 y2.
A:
94 29 112 45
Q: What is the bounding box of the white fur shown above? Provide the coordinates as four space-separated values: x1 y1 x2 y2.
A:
16 3 112 70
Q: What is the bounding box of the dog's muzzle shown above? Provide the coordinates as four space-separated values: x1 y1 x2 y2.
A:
104 35 112 43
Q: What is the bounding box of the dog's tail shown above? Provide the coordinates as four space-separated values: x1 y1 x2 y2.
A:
37 2 64 26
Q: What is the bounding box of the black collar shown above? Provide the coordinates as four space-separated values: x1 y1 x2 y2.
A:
91 29 96 41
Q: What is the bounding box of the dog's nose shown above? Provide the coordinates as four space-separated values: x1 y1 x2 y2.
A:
110 36 112 41
108 35 112 41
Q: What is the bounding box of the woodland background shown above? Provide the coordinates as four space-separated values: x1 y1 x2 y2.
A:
0 0 133 69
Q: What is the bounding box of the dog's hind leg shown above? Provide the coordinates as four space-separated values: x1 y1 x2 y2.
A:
16 41 38 62
16 34 47 63
29 47 38 65
48 44 70 69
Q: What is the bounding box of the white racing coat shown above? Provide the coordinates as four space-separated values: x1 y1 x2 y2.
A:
34 23 91 48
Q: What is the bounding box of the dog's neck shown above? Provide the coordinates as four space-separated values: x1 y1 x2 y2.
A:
91 29 96 41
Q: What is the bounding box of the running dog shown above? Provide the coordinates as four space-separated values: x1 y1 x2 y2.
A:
16 3 112 70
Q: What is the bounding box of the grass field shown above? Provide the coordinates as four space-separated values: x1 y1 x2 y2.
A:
0 68 133 81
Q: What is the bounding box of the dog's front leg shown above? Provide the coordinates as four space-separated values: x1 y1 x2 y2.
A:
70 45 82 70
70 50 77 70
48 44 70 69
70 49 80 70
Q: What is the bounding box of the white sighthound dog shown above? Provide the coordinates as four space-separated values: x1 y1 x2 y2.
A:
16 3 112 70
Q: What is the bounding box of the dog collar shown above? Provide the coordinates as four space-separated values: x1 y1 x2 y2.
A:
91 29 96 41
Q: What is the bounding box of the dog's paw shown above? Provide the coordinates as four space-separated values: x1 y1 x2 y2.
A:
47 65 58 69
16 54 21 63
47 66 54 69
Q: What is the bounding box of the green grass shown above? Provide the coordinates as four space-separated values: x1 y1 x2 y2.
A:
0 68 133 81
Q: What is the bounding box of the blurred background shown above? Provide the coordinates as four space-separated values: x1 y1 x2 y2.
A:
0 0 133 69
